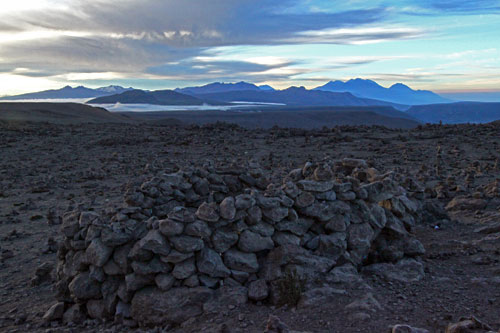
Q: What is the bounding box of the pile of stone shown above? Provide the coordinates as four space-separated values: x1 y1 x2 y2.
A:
51 158 425 326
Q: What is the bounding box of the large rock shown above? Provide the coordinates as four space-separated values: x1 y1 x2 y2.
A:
85 238 112 267
211 229 239 253
130 287 213 325
446 197 487 211
68 272 101 300
197 248 231 278
159 219 184 236
196 202 220 222
172 258 196 279
220 197 236 220
248 279 269 301
297 180 334 192
238 230 274 252
170 235 204 253
134 230 170 256
224 249 259 273
362 258 425 283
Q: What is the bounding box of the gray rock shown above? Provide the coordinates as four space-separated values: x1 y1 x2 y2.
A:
327 264 362 284
224 249 259 273
248 279 269 301
155 274 176 291
197 248 231 278
132 257 170 275
170 235 204 253
125 273 154 292
68 272 101 300
299 287 348 308
79 211 100 228
273 232 301 246
238 230 274 252
196 202 220 222
62 304 86 324
135 230 170 256
275 218 313 236
159 219 184 236
101 227 132 247
168 206 196 223
256 195 281 209
203 286 248 313
43 302 65 321
282 181 300 198
250 222 275 237
235 194 255 210
220 197 236 220
317 233 347 257
172 257 197 279
300 201 351 222
347 223 375 264
246 205 262 225
86 299 108 319
61 211 80 238
85 238 112 267
362 258 425 283
325 217 347 233
184 274 200 287
297 180 334 192
130 287 213 325
345 292 382 313
391 324 430 333
211 229 239 253
199 275 220 288
262 206 289 223
185 220 212 239
338 191 356 201
316 190 337 201
294 192 315 208
161 250 194 264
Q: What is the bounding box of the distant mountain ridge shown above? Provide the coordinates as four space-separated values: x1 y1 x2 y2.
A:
0 85 134 100
194 86 407 109
314 78 450 105
87 89 208 106
175 81 263 95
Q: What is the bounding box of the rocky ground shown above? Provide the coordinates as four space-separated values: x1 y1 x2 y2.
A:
0 120 499 333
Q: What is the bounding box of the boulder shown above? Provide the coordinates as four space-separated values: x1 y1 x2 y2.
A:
130 287 213 325
197 248 231 278
238 230 274 253
85 238 112 267
224 249 259 273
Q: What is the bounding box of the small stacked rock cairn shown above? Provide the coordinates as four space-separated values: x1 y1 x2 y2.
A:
52 158 426 326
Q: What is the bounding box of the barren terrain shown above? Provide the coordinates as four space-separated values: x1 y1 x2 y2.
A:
1 119 500 332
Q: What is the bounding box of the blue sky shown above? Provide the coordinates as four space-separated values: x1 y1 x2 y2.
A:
0 0 499 96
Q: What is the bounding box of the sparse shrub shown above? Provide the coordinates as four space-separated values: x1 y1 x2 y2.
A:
276 269 307 307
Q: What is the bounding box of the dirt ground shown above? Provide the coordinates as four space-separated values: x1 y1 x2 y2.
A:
0 120 499 332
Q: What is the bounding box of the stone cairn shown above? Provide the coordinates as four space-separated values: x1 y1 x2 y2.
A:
53 158 425 326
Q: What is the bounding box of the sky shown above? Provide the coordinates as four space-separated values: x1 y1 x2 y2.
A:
0 0 500 96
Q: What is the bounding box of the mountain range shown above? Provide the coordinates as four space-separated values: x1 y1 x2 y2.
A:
1 79 451 106
313 79 450 105
0 85 134 100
